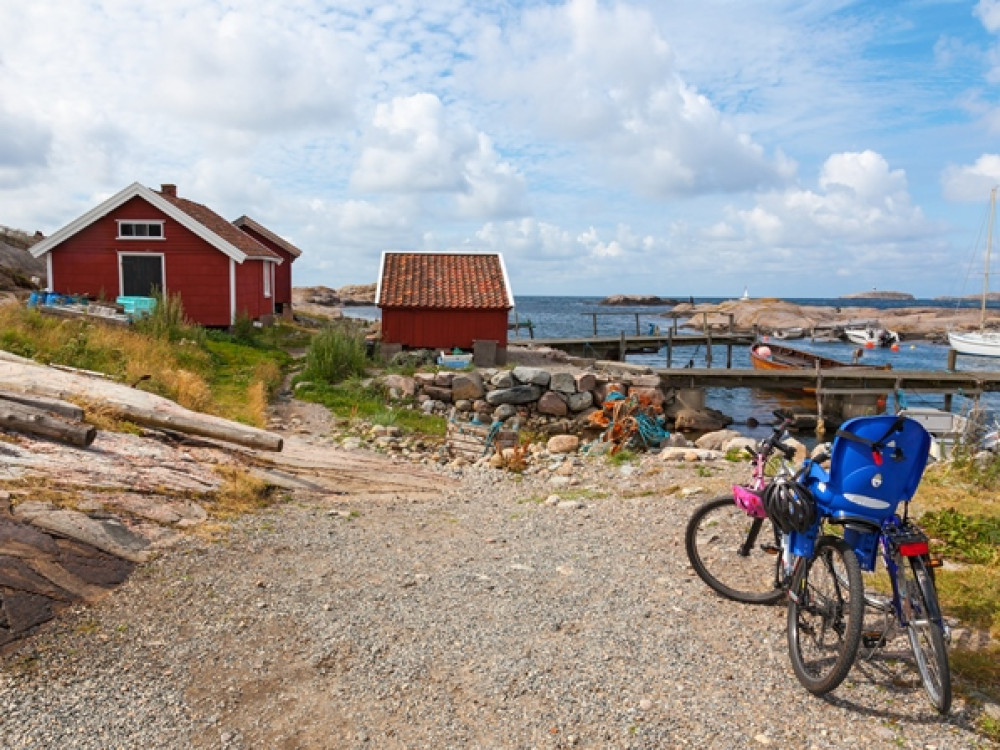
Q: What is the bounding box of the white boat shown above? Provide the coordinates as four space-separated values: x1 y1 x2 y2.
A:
948 187 1000 356
843 326 899 347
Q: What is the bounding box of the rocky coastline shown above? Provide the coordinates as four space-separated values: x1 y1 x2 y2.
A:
672 297 995 341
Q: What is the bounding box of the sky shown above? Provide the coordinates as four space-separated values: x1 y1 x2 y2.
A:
3 0 1000 300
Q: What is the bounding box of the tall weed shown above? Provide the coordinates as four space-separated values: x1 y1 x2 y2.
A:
301 325 368 384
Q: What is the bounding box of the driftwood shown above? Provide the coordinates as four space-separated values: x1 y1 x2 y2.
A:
0 398 96 446
0 354 283 452
0 388 85 421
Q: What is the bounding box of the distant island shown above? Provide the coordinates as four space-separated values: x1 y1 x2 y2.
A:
598 294 680 306
839 290 914 300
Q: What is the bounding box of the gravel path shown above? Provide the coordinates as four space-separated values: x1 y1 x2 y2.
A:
0 450 993 749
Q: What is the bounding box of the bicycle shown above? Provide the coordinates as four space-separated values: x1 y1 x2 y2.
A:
684 412 796 605
798 414 952 712
684 414 867 696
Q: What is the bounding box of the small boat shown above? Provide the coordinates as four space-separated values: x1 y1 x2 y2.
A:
772 327 806 340
842 326 899 347
750 343 891 391
948 187 1000 356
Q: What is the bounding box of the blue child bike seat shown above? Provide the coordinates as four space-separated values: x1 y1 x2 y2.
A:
803 415 932 525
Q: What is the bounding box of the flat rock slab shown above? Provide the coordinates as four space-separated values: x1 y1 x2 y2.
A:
0 514 134 646
13 502 151 562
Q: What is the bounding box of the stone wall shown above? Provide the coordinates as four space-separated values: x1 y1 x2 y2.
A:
380 364 731 436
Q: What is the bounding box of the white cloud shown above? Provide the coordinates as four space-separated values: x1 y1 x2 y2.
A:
464 0 793 197
352 93 527 219
976 0 1000 34
941 154 1000 201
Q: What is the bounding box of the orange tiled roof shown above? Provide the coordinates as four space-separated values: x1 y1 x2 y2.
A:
379 252 511 309
158 192 280 260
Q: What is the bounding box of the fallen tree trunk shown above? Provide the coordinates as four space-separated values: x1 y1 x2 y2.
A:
0 388 86 421
0 398 96 446
0 357 283 452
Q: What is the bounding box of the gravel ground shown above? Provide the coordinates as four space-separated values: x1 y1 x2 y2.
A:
0 450 994 750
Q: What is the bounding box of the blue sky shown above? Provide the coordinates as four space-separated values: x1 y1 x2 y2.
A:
2 1 1000 299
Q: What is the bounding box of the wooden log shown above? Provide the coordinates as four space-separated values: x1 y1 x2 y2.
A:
0 399 96 446
108 403 283 452
0 359 283 452
0 389 85 421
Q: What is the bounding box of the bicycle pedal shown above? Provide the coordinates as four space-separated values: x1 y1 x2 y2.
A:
761 544 780 555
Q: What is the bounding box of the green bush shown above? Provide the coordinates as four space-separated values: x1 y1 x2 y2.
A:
300 325 368 384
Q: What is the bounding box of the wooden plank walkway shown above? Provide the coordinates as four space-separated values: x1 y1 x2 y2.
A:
528 333 754 360
653 367 1000 394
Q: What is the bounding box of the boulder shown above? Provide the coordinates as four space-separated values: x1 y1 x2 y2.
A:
512 366 551 387
549 371 577 394
490 371 515 388
451 372 485 401
433 370 455 387
673 407 731 432
486 385 543 405
574 372 597 392
695 429 742 451
537 391 569 417
547 435 580 454
566 391 594 412
422 385 452 403
381 373 416 397
493 404 518 421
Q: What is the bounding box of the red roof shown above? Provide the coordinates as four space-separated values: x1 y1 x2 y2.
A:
232 215 302 258
158 192 280 261
378 252 512 309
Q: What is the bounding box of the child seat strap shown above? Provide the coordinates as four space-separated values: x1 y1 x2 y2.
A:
834 415 907 466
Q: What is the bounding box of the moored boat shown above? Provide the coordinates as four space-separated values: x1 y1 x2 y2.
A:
750 342 890 372
948 187 1000 356
842 325 899 348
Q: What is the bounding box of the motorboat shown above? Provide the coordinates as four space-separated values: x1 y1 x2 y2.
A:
842 325 899 348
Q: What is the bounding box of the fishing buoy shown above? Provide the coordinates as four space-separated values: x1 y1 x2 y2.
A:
757 345 772 359
865 340 875 349
890 343 900 352
910 344 916 350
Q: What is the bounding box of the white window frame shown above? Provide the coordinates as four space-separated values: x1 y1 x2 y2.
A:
263 261 272 298
118 252 166 297
117 220 165 240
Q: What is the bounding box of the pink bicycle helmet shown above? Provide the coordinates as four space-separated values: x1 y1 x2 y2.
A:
732 484 767 519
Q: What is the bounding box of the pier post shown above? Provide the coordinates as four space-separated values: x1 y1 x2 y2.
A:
702 312 708 333
672 316 678 333
947 349 957 372
666 329 673 368
728 313 734 333
634 313 640 335
726 344 732 369
706 330 713 368
619 331 626 361
592 314 598 336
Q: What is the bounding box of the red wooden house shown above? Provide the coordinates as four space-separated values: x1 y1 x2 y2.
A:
29 183 294 327
376 251 514 356
232 214 302 318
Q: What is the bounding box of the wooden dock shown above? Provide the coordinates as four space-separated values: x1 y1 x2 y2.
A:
528 332 754 363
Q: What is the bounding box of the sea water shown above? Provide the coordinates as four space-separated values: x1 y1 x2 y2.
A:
346 295 1000 440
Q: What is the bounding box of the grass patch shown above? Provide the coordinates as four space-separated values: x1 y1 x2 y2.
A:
205 465 283 520
607 449 639 465
295 379 446 437
919 509 1000 566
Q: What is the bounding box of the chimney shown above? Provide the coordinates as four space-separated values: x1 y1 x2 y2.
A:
160 184 177 197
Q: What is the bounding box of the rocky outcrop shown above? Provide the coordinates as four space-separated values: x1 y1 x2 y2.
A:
839 290 914 300
599 294 679 306
677 298 992 340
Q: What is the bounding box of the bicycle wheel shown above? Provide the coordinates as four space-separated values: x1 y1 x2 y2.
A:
787 536 864 695
899 555 952 713
684 495 784 605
